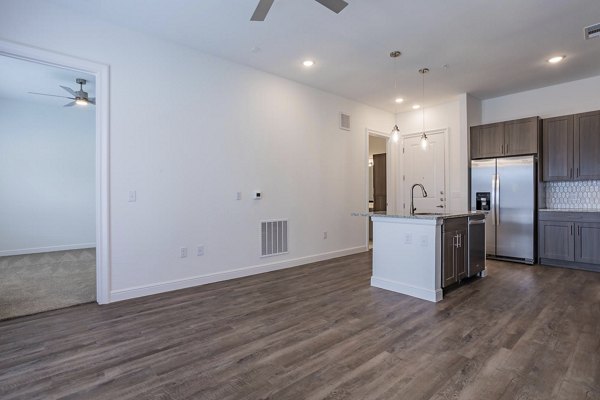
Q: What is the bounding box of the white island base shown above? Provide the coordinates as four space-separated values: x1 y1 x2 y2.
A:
371 215 445 302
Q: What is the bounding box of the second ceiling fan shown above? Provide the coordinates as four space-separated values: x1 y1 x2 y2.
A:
251 0 348 21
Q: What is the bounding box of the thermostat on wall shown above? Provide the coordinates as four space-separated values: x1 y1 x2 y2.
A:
253 191 262 199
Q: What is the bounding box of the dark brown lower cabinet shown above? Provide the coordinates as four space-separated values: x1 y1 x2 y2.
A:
539 211 600 272
575 223 600 264
539 220 574 261
442 218 467 288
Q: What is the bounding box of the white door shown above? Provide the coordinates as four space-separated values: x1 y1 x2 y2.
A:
403 133 446 214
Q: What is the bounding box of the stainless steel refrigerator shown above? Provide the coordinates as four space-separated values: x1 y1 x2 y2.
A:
470 155 535 264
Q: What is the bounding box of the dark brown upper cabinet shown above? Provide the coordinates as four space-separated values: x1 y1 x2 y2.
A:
543 115 573 181
542 111 600 182
470 117 538 160
574 111 600 180
471 123 505 159
504 117 539 156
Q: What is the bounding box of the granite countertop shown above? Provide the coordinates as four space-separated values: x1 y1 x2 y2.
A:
368 211 485 220
539 208 600 213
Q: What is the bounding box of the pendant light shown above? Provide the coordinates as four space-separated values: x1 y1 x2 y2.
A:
418 68 429 149
390 50 401 143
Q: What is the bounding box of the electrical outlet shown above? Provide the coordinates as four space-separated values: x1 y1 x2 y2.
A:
180 247 188 258
323 232 328 239
197 245 204 256
236 192 242 200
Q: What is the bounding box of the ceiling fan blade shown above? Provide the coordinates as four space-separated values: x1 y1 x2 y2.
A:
64 101 76 107
314 0 348 13
60 85 77 96
28 92 74 100
88 98 96 105
251 0 275 21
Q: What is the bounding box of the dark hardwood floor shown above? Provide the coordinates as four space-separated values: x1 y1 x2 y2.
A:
1 252 599 399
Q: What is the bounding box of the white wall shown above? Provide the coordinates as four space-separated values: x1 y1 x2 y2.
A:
395 98 469 213
482 75 600 123
0 0 394 299
0 98 95 255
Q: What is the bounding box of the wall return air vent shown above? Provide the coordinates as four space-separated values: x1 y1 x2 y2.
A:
340 112 351 131
261 219 288 257
584 23 600 40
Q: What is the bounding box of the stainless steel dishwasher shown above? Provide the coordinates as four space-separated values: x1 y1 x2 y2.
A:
468 214 486 277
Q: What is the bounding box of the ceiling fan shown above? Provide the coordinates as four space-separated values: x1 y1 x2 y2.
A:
251 0 348 21
28 78 95 107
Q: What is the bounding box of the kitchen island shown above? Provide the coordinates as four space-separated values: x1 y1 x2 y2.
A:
370 211 486 302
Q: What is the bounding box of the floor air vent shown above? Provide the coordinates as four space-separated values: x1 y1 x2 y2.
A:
261 220 288 257
585 23 600 40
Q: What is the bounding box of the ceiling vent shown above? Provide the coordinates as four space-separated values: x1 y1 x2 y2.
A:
340 112 351 131
584 23 600 40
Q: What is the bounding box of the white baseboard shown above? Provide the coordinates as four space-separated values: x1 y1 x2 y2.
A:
371 276 443 302
0 243 96 257
110 246 368 303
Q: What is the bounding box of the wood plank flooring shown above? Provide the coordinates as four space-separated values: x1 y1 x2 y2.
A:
1 252 599 399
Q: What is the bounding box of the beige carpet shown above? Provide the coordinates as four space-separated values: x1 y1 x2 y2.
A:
0 249 96 320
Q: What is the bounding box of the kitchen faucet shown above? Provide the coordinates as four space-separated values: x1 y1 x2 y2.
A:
410 184 428 215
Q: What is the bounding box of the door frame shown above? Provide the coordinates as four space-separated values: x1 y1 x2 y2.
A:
365 128 396 248
0 40 111 304
399 128 450 213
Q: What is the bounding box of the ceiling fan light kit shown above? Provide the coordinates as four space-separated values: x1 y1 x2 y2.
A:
28 77 95 107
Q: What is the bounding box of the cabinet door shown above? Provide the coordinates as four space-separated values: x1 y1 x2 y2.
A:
471 123 505 159
539 221 574 261
442 231 457 287
542 115 573 181
575 223 600 264
504 117 538 156
574 111 600 180
456 229 467 280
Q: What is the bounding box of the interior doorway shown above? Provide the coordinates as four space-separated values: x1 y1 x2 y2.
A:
402 130 447 214
368 134 389 249
0 40 110 316
0 55 97 319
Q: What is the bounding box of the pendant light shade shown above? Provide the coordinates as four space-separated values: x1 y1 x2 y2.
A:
418 68 429 150
390 51 402 144
392 124 400 142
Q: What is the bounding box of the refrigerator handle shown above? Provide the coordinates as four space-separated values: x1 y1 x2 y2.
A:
496 174 500 225
491 174 496 226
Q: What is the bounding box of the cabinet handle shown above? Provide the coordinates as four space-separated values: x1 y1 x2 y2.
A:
571 225 573 236
570 168 573 178
501 144 504 154
577 167 579 177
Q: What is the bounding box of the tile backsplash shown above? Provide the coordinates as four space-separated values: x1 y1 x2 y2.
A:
545 180 600 209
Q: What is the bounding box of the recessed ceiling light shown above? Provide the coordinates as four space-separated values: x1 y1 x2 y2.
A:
303 60 315 67
395 98 404 103
547 56 565 64
412 104 421 110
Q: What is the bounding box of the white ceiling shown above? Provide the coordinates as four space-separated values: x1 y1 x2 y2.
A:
0 55 95 107
49 0 600 112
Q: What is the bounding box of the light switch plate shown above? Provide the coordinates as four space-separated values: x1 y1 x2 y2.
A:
128 190 137 202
